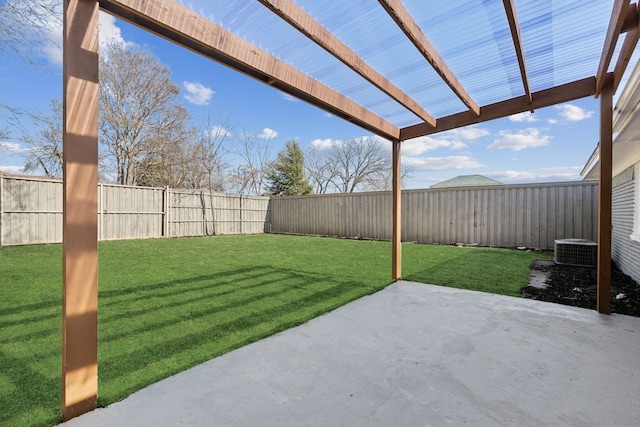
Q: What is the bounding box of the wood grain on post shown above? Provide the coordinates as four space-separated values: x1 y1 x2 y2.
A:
597 74 614 315
62 0 100 419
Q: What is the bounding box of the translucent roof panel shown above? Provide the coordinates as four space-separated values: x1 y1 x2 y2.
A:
519 0 613 91
187 0 456 128
183 0 621 130
402 0 524 106
296 0 467 119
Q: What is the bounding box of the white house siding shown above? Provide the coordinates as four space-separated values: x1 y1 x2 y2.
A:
612 164 640 284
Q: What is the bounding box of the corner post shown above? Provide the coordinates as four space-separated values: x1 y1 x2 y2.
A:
62 0 100 419
597 73 614 314
392 139 402 280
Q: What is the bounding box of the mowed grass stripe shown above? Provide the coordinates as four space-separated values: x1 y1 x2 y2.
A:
0 234 551 426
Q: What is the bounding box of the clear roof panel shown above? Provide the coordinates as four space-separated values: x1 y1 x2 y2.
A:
403 0 523 106
519 0 613 90
184 0 619 129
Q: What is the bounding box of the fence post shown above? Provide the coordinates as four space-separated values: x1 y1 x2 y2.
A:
240 193 243 235
0 175 3 247
163 186 169 238
98 183 103 241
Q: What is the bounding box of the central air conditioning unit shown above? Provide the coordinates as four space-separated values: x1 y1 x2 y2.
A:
553 239 597 267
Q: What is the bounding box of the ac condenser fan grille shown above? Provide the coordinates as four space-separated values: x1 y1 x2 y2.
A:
554 239 597 267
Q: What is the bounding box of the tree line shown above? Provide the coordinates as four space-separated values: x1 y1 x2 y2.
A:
1 3 407 196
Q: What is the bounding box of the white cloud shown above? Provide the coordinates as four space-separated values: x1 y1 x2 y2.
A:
0 165 27 174
401 126 488 157
440 126 490 140
404 155 484 171
509 112 538 123
99 12 126 48
183 81 214 106
34 7 127 65
0 141 29 154
548 118 559 124
281 93 299 102
401 136 466 156
205 126 230 138
371 135 391 148
309 138 335 150
555 104 594 122
486 166 583 183
38 0 63 66
257 128 278 139
488 128 550 151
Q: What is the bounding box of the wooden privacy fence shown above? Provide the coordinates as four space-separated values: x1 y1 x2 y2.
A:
269 181 599 250
0 175 271 246
0 175 598 250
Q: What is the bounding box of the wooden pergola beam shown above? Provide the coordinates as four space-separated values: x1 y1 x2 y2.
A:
502 0 532 105
378 0 480 117
100 0 400 140
597 73 614 314
615 1 640 94
613 26 640 93
621 2 639 33
257 0 436 127
596 0 630 95
401 77 595 139
62 0 99 420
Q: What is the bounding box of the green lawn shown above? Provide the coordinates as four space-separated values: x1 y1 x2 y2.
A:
0 234 551 426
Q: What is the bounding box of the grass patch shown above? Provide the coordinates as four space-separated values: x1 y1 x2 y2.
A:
403 243 552 296
0 234 550 426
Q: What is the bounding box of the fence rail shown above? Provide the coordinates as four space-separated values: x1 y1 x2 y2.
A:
0 175 271 246
0 175 598 250
269 182 599 250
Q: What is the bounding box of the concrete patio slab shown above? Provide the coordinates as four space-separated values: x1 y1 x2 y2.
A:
61 281 640 426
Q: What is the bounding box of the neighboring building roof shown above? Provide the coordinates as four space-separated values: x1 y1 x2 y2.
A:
581 60 640 180
430 175 502 188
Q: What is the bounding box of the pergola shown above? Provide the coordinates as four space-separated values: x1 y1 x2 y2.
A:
61 0 639 420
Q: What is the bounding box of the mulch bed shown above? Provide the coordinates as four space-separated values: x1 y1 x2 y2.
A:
522 262 640 317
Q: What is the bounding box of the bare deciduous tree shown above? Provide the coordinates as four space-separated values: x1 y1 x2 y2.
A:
0 1 60 133
193 114 232 234
331 137 390 192
17 98 109 181
99 41 194 186
0 0 60 67
305 145 338 194
135 123 199 188
227 129 275 195
194 114 231 193
21 99 63 177
306 136 411 193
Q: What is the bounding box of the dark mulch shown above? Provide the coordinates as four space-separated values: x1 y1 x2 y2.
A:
522 262 640 317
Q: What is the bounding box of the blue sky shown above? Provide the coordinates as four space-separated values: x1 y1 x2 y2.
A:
0 10 606 189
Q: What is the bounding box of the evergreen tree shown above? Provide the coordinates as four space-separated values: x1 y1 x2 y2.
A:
266 140 313 196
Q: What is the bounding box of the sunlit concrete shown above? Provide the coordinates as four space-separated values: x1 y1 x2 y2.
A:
61 281 640 426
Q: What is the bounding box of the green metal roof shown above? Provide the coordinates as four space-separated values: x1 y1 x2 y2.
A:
430 174 503 188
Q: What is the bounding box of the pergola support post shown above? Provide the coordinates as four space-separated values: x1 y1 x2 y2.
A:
392 139 401 280
597 74 614 315
62 0 100 420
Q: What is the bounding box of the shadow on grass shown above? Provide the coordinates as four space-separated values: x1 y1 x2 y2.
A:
97 264 378 405
0 349 61 427
0 265 385 426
